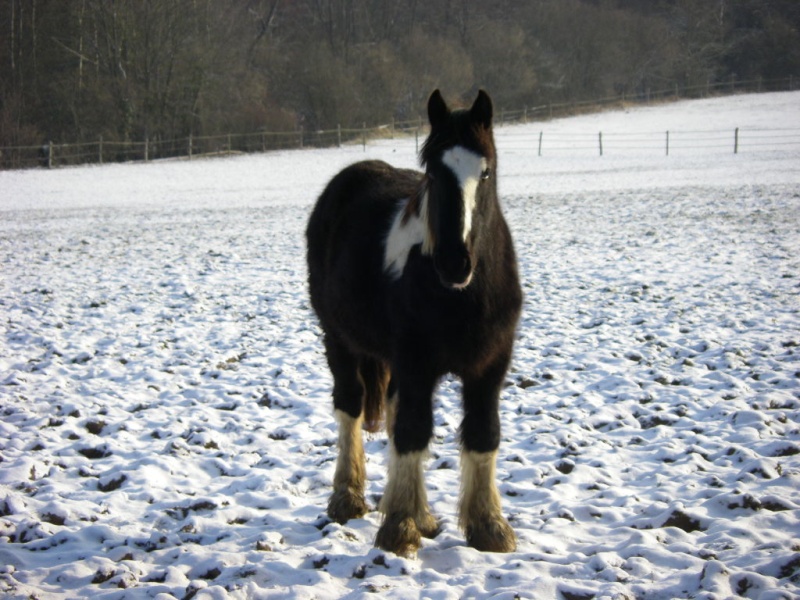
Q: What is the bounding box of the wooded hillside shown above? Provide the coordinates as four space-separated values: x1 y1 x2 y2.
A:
2 0 798 149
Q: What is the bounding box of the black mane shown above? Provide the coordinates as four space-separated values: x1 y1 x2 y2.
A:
420 109 495 168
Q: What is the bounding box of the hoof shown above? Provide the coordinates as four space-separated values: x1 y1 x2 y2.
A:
417 511 441 539
465 516 517 553
327 490 367 524
375 514 421 558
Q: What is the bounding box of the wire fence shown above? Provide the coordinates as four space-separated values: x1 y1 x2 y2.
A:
499 126 800 157
1 76 797 170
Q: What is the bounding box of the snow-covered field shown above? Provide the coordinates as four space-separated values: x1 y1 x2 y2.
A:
1 92 799 599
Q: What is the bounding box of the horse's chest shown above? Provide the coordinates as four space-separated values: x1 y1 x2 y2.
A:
394 287 512 358
387 251 520 370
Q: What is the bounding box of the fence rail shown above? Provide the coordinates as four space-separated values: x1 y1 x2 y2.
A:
1 76 797 170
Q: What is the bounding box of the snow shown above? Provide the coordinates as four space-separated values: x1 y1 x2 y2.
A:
1 91 799 599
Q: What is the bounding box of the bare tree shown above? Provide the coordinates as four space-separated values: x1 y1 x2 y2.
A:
2 0 797 155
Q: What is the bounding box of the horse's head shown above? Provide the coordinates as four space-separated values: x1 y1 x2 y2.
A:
420 89 496 290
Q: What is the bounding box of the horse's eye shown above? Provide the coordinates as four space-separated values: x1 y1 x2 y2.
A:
480 168 492 181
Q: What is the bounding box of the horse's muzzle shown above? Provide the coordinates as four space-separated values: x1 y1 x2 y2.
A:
434 245 473 289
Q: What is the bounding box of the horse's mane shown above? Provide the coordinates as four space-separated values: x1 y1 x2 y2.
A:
400 176 429 226
420 109 496 169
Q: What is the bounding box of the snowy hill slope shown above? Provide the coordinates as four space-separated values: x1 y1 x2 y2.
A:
1 92 799 599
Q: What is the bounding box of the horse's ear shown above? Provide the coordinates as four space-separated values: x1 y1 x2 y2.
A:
428 89 449 128
470 89 493 128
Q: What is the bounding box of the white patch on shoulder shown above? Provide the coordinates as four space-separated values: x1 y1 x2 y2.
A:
441 146 487 241
384 194 430 280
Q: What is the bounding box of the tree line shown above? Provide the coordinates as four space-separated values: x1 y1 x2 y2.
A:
2 0 798 151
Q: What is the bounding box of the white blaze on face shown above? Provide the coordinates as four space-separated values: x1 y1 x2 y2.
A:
441 146 487 242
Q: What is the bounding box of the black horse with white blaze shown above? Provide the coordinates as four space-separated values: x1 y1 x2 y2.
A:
306 89 522 557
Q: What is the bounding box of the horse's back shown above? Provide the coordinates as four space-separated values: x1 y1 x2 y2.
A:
307 160 419 261
310 160 418 217
307 160 421 354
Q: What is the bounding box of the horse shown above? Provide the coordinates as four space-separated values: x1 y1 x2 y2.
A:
306 89 522 557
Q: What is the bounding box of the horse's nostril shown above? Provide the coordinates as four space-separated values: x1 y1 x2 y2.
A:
458 256 472 280
434 247 472 287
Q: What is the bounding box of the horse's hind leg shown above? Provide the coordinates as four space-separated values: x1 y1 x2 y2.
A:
325 335 368 524
358 357 389 433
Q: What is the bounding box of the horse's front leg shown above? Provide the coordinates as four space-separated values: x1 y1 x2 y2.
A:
376 369 439 557
459 357 517 552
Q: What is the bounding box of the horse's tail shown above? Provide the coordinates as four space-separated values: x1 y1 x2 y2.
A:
359 357 390 433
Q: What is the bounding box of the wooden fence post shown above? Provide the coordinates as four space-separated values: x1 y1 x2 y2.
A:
538 131 543 157
598 131 603 156
734 128 739 154
48 141 53 168
666 130 670 156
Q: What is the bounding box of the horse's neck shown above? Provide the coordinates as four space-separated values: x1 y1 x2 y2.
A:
474 193 509 260
405 184 433 256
